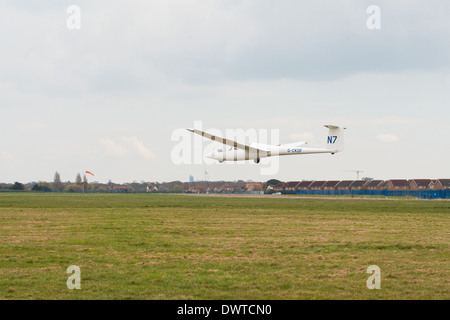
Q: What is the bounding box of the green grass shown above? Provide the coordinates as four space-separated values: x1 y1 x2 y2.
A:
0 193 448 299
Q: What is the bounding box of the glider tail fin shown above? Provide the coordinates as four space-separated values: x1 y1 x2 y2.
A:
324 125 345 153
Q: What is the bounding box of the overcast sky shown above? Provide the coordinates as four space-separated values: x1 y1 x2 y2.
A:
1 0 449 183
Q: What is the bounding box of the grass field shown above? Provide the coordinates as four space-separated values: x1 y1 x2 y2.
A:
0 193 448 299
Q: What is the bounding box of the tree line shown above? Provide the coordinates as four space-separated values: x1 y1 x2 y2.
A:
1 172 100 192
1 173 281 193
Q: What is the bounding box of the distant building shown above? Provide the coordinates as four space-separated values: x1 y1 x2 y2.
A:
435 179 450 190
296 181 313 190
194 185 208 193
385 179 409 191
146 185 158 192
309 181 326 190
378 181 389 190
272 182 287 192
364 180 385 190
322 181 340 190
285 181 301 191
408 179 435 190
216 185 236 193
350 180 369 190
189 175 194 183
336 180 354 190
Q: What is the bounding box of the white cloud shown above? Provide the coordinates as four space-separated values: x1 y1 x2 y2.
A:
100 138 127 157
100 137 155 159
376 133 399 143
121 136 155 159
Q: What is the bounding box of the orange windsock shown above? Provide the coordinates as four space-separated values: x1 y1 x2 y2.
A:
85 170 94 176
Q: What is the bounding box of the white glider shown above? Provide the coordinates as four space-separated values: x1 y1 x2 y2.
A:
187 125 345 163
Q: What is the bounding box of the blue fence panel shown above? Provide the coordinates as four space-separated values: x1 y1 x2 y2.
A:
296 189 449 199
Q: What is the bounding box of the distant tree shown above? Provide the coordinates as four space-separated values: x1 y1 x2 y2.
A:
172 185 182 193
264 179 281 192
159 186 169 192
82 174 88 192
53 171 63 192
64 184 83 192
32 181 51 192
86 183 95 192
76 173 82 185
266 179 281 186
11 182 25 191
130 181 144 192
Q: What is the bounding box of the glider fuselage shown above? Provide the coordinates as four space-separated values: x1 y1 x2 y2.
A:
207 143 334 162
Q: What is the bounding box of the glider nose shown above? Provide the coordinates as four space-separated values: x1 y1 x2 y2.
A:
206 151 215 159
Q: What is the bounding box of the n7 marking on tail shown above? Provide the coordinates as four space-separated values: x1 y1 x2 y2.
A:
327 136 337 144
